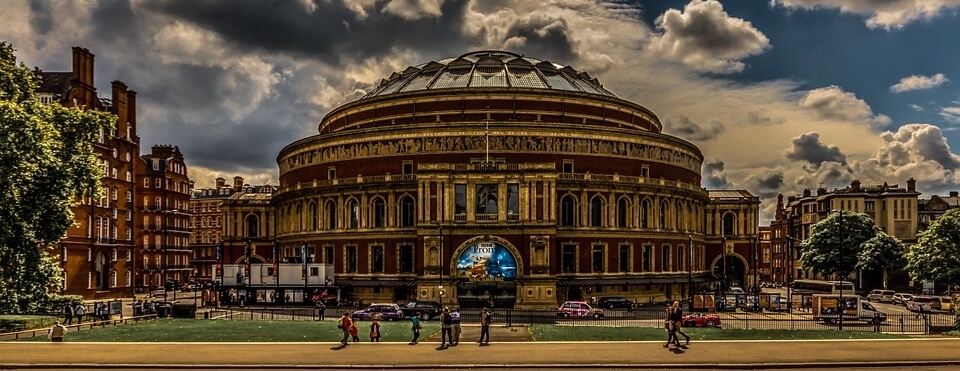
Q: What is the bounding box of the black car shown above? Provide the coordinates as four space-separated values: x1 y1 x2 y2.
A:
400 301 441 319
596 297 637 310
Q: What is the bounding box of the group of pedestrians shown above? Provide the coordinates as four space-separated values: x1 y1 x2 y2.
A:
337 306 493 346
62 303 85 325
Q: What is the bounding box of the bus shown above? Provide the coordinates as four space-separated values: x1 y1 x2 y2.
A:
791 279 856 295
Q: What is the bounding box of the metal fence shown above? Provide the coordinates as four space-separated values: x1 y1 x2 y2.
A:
207 306 955 334
0 314 158 341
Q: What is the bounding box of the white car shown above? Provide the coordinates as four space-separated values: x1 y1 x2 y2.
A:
867 289 895 303
892 293 914 306
906 296 935 312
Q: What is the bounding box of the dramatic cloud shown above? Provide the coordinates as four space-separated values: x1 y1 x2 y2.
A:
785 132 847 166
745 171 785 200
890 73 949 92
664 115 726 141
771 0 960 30
746 109 786 125
853 124 960 188
702 160 733 189
648 0 770 73
799 86 892 129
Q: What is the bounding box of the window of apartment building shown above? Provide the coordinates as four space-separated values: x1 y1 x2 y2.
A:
560 196 575 227
561 244 577 273
402 161 414 175
400 245 414 273
476 184 498 215
125 171 131 182
507 184 519 218
111 168 117 178
371 246 384 273
619 245 631 272
111 188 118 200
865 201 875 211
125 271 131 287
591 245 604 273
126 191 131 203
346 246 358 273
111 270 117 287
372 198 385 228
642 245 652 272
590 197 603 227
562 161 574 174
324 246 334 264
154 197 161 209
661 245 671 271
400 197 415 227
455 184 467 217
155 178 161 189
152 161 158 171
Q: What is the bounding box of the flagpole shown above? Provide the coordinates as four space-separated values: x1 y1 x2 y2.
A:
485 120 490 163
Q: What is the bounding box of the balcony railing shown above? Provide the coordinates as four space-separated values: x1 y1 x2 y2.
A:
475 213 498 222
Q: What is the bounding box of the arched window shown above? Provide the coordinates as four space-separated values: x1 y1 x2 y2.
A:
245 215 259 238
659 201 669 229
640 199 650 229
309 202 318 231
723 213 735 236
326 201 338 230
372 198 386 228
348 199 359 229
560 196 576 227
675 201 683 231
618 198 629 228
590 197 603 227
399 196 415 227
296 204 303 231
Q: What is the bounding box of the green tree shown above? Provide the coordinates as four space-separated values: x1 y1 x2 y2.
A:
905 208 960 291
800 211 877 280
857 231 904 289
0 42 114 313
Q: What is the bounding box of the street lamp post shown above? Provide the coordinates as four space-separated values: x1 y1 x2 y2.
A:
837 209 845 331
438 223 444 308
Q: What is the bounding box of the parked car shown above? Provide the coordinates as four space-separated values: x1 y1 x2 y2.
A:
596 296 637 310
892 293 913 305
866 289 896 303
727 287 746 295
352 303 403 321
399 301 441 319
557 301 605 319
682 312 721 327
906 296 935 312
931 296 952 312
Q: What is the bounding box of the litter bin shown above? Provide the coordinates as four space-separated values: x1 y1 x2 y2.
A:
171 303 197 318
156 303 172 318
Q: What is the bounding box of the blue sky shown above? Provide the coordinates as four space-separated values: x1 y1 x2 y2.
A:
3 0 960 223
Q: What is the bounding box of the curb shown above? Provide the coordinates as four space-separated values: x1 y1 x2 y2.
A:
5 361 960 369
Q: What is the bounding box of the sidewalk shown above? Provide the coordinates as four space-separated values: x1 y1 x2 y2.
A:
2 337 960 368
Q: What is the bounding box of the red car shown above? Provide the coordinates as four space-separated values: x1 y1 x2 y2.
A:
682 312 720 327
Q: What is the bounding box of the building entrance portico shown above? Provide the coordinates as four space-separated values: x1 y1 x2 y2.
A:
452 238 519 308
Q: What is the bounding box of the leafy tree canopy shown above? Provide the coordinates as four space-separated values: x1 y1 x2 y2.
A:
0 41 114 313
857 231 904 272
906 208 960 287
800 211 877 279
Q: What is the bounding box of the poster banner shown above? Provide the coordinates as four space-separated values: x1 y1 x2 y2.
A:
455 242 517 281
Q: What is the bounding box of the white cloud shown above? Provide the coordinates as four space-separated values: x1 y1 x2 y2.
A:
941 106 960 124
890 73 949 92
852 124 960 186
647 0 770 73
771 0 960 30
909 104 925 112
799 86 892 129
381 0 444 20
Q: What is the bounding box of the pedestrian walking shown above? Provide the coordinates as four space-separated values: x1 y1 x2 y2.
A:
409 311 422 345
337 311 352 346
47 321 67 342
663 305 679 348
74 303 85 324
349 317 360 342
478 307 492 345
63 303 74 325
439 307 453 347
370 317 381 342
451 308 461 346
670 301 690 346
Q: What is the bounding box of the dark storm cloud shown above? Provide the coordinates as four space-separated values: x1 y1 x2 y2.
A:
145 0 476 67
501 14 576 64
89 0 140 44
785 132 847 167
665 115 725 141
745 171 784 200
27 0 53 36
702 159 732 189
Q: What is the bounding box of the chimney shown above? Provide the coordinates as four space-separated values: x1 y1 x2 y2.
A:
950 191 958 198
816 187 826 196
851 180 861 191
907 178 916 192
216 177 226 188
71 47 94 87
111 81 128 135
802 189 811 198
234 176 244 190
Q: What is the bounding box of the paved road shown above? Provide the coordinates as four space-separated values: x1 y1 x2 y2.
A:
2 338 960 369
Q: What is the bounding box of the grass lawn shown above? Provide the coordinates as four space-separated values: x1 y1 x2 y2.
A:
529 325 911 341
0 315 60 332
21 318 438 342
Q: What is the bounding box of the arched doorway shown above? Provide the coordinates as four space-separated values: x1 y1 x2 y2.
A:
452 238 521 308
713 255 746 291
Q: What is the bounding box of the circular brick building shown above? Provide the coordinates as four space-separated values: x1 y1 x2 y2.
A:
275 51 711 308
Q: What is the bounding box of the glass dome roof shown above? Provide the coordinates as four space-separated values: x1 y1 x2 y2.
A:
361 51 617 99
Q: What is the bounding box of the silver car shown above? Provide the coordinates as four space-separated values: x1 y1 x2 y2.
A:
892 293 913 305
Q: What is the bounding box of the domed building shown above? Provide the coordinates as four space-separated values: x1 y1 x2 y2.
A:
273 51 748 308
